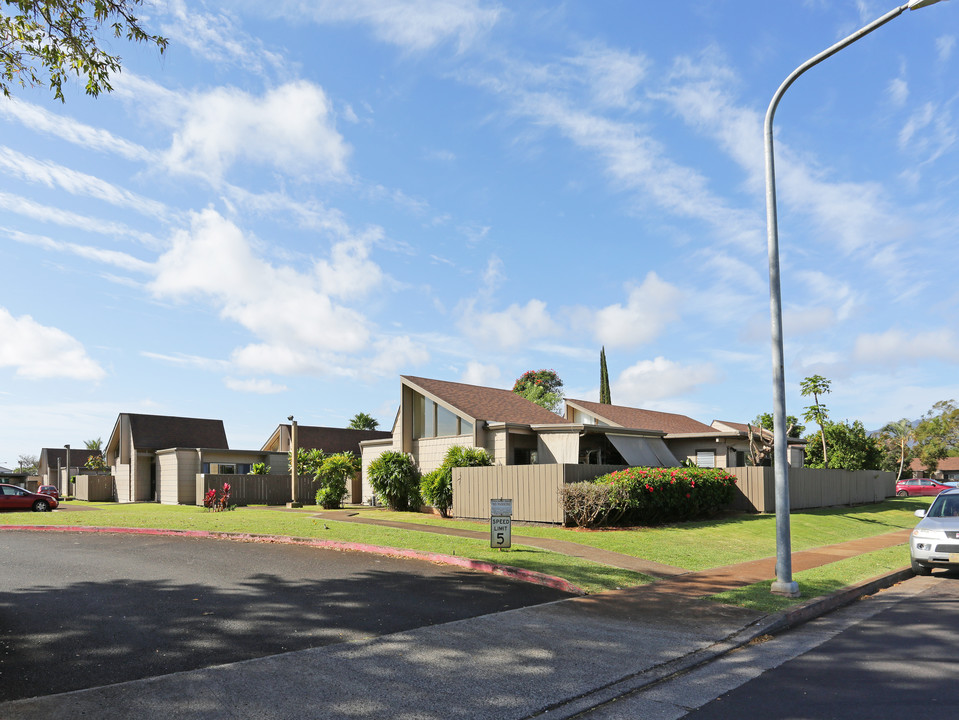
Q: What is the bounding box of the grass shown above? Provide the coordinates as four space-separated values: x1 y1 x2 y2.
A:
346 496 930 571
0 503 648 595
706 544 910 614
1 495 925 601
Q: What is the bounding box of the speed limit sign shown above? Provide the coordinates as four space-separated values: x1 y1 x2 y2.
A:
490 498 512 549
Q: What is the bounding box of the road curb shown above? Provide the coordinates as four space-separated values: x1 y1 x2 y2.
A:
0 524 586 596
538 566 915 718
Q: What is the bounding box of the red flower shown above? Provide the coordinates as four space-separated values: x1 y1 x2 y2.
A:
686 493 691 498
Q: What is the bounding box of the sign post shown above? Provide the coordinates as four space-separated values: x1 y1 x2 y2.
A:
490 498 512 549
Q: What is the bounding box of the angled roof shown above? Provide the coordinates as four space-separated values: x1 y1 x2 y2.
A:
911 457 959 472
39 448 102 470
127 414 229 450
566 399 717 434
402 376 567 425
712 420 805 444
263 424 391 455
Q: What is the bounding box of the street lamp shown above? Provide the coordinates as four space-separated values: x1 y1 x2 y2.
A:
63 444 71 499
764 0 949 597
288 415 298 505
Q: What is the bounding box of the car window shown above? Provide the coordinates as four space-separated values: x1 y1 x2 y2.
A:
0 486 26 496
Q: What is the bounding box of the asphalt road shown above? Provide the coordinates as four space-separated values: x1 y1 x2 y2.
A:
0 530 571 702
577 572 958 719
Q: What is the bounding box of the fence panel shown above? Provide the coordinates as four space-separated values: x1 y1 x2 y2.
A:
195 474 316 506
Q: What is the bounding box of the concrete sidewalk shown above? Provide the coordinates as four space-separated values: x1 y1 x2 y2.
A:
0 526 912 719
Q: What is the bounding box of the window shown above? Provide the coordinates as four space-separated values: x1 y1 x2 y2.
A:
695 451 715 468
218 464 236 475
201 462 211 474
514 448 537 465
237 464 251 475
410 390 471 439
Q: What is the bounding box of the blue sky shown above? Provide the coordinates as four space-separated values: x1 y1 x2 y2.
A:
1 0 958 465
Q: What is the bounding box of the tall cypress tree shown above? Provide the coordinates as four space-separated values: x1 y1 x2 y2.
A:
599 347 611 404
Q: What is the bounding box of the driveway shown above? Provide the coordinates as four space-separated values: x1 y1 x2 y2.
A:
0 530 572 702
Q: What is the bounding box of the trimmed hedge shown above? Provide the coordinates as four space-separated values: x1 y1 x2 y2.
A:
561 466 738 527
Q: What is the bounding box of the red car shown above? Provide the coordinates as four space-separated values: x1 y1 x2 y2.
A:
896 478 951 498
37 485 61 500
0 483 59 511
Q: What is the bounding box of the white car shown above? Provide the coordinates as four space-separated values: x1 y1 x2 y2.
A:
910 488 959 575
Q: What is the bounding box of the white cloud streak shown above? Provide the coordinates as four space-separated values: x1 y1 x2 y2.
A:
0 307 105 380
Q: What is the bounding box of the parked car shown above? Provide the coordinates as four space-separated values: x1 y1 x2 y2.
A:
895 478 951 497
910 488 959 575
0 483 59 511
37 485 60 500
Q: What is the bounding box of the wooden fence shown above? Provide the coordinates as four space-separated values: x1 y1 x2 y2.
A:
452 464 897 524
74 474 115 502
725 466 896 512
195 474 317 506
453 465 624 523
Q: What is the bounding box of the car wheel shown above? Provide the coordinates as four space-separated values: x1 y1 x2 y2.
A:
897 490 909 497
911 558 932 576
32 499 50 512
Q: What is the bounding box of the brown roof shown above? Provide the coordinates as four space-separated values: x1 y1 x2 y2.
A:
566 399 716 434
911 457 959 472
40 448 102 468
402 376 567 425
285 425 391 455
127 414 229 450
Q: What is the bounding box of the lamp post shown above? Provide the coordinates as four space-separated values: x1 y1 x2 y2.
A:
63 444 71 499
764 0 949 596
288 415 298 505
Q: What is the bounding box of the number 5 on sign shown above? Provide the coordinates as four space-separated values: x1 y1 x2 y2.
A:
490 515 511 548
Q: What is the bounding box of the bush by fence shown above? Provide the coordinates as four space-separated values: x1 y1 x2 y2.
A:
561 466 738 527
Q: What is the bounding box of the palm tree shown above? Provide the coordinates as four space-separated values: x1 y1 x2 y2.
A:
84 437 103 452
881 418 914 481
800 375 831 468
347 413 379 431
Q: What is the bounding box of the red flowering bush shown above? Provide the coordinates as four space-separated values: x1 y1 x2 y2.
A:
562 466 738 527
203 483 233 512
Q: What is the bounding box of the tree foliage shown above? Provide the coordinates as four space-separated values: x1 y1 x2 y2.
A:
83 437 103 451
314 452 359 509
367 451 420 511
803 420 882 471
420 446 491 517
751 413 805 438
289 447 325 477
17 453 38 473
347 412 379 431
599 347 611 405
1 0 167 101
513 369 564 413
878 418 914 481
800 375 832 467
913 400 959 473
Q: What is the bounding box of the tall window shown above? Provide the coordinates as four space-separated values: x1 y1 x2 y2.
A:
411 390 471 439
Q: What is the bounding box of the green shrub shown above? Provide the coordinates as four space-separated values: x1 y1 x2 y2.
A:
368 451 421 511
420 446 492 517
315 452 359 509
599 466 738 525
249 462 270 475
560 481 628 528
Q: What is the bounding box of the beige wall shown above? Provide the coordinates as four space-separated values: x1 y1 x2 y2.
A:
412 435 473 474
664 438 732 468
361 441 396 504
537 432 579 464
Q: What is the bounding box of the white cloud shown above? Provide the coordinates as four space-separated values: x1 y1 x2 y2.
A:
898 101 956 165
159 0 286 76
224 377 288 394
887 76 908 108
6 228 152 274
314 235 386 300
263 0 502 52
368 336 430 375
613 356 718 404
164 81 350 183
568 44 648 110
937 35 956 63
589 272 682 348
0 98 152 162
0 307 105 380
460 361 501 386
150 208 373 356
0 147 170 220
458 298 558 349
854 328 959 367
0 192 159 246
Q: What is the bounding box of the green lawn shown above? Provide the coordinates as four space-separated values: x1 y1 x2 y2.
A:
346 496 929 570
707 544 910 614
1 496 925 600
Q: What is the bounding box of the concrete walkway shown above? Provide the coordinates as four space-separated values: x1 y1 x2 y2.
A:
0 514 913 719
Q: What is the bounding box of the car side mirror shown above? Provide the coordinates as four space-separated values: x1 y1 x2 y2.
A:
915 509 927 518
